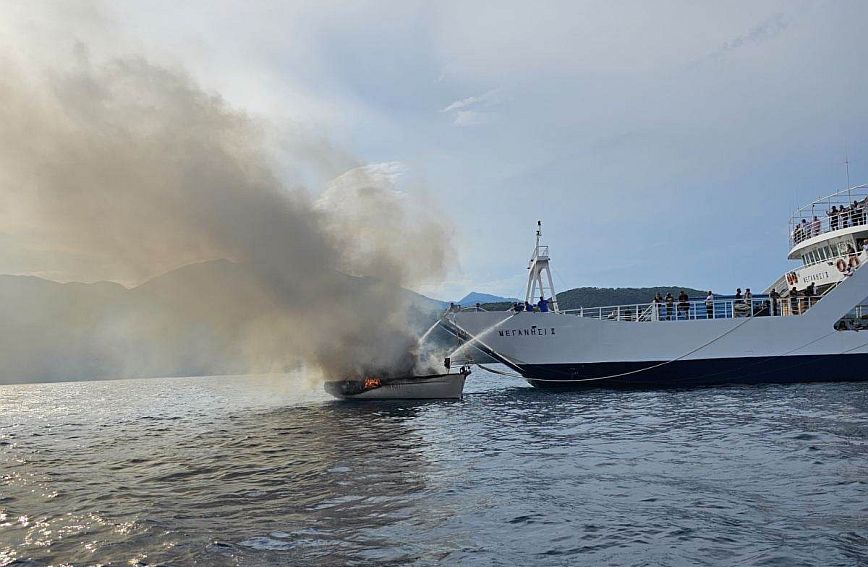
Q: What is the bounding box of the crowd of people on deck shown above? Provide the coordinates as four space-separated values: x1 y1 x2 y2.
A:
510 297 550 313
792 198 868 244
650 285 823 320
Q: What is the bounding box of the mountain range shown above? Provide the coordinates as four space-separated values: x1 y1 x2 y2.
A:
453 292 520 306
0 260 444 384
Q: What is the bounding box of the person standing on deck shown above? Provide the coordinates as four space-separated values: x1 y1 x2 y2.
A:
537 296 549 313
665 292 674 320
829 206 839 231
770 289 780 316
790 287 800 315
744 288 753 315
677 290 690 320
811 216 821 237
705 291 714 319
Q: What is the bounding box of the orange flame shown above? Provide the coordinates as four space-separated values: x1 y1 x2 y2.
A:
363 377 382 390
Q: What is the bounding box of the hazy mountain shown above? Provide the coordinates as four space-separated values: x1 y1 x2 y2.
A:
455 292 520 306
555 286 708 310
0 260 446 384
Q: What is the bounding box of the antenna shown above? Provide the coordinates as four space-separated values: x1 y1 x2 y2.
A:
844 144 852 202
845 152 851 188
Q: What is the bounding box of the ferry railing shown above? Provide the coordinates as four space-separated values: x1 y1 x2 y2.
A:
452 296 832 320
789 184 868 248
561 296 823 321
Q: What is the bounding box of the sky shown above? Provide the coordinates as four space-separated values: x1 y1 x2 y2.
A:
4 0 868 300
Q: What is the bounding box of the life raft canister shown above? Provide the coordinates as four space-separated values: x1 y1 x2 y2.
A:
836 258 848 272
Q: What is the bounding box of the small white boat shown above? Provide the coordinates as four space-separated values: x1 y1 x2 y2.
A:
324 367 470 400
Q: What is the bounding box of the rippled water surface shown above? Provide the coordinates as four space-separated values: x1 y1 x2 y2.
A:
1 370 867 566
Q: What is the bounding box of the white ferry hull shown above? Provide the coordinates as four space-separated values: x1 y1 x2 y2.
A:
448 265 868 388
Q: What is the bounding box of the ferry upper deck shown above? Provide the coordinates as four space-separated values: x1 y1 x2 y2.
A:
788 184 868 258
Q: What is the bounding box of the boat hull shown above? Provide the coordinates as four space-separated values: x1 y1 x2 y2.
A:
324 372 468 400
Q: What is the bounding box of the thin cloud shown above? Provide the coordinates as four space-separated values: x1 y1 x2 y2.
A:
696 13 789 65
441 88 503 126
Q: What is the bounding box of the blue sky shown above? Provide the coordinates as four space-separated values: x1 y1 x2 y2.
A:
6 1 868 300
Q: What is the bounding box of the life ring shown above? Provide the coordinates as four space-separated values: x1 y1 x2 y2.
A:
836 258 847 272
849 255 861 268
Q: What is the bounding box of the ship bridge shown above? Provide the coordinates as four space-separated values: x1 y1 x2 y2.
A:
788 184 868 259
765 183 868 297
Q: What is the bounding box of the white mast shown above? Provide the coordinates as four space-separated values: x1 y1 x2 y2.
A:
525 221 559 312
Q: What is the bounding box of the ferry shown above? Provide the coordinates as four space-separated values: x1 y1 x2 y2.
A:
443 184 868 388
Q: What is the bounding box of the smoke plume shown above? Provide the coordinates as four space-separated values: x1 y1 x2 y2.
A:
0 42 451 381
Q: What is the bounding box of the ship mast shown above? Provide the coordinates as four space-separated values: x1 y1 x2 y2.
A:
525 221 559 312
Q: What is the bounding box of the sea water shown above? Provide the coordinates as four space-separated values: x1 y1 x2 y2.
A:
1 370 866 565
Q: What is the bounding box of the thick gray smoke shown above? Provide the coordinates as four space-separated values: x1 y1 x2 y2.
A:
0 46 451 381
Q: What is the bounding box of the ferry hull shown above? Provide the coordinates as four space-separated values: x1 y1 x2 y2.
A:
520 354 868 389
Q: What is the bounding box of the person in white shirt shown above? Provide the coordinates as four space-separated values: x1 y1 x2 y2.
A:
705 291 714 319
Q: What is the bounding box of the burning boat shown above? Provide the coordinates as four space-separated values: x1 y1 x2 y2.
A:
324 360 470 400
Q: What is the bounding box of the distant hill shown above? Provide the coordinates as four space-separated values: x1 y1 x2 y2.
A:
556 286 707 310
455 292 520 306
480 285 707 311
0 260 448 384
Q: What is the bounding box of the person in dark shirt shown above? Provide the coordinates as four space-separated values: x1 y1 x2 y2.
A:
665 292 674 320
829 206 839 231
677 290 690 320
790 287 800 315
537 296 549 313
653 292 664 320
805 282 816 310
524 301 534 313
769 288 780 316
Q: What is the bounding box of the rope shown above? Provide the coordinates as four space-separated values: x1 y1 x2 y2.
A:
476 363 524 378
530 313 761 383
456 310 868 385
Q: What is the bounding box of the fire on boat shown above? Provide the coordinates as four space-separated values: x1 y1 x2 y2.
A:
324 359 470 400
